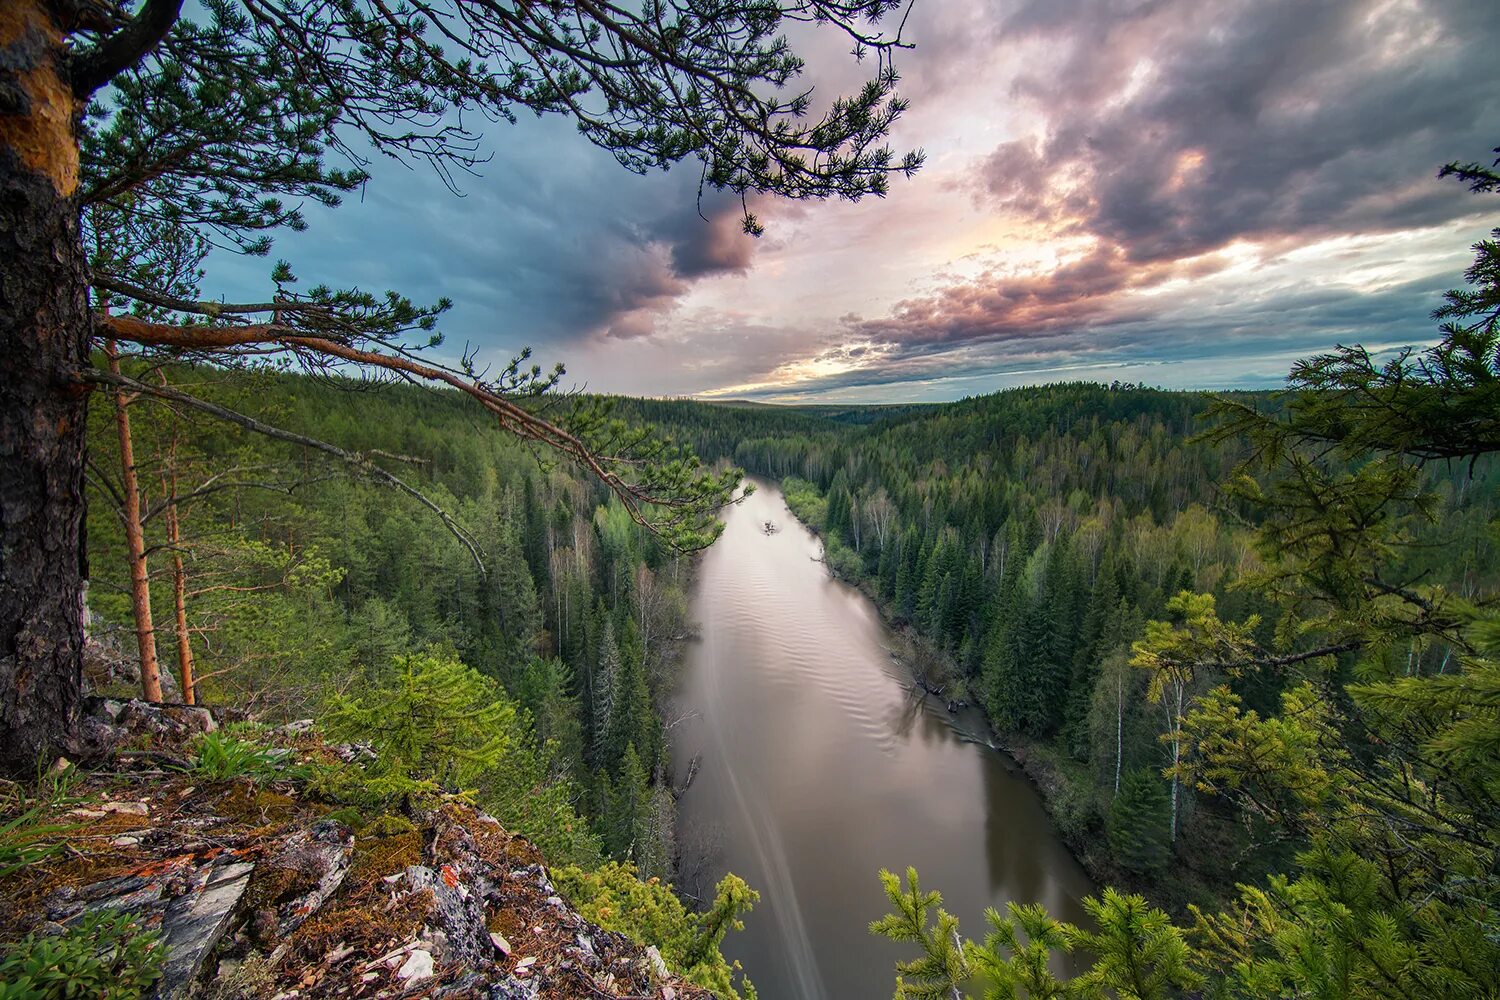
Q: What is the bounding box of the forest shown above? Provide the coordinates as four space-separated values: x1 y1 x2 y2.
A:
3 0 1498 993
38 271 1500 999
4 270 1499 999
635 383 1498 898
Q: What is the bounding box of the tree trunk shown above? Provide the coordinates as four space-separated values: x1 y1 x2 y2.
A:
1168 681 1182 844
0 0 89 770
169 527 193 703
106 340 162 701
161 453 195 704
1114 673 1123 796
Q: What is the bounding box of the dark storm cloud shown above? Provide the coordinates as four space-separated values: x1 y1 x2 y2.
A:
647 192 758 280
209 113 759 355
989 0 1498 260
861 0 1499 354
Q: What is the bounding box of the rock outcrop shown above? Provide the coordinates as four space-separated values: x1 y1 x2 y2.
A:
2 706 712 1000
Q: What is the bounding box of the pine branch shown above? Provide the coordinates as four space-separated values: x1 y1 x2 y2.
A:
70 0 185 97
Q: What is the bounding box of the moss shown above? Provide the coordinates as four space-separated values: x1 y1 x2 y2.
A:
243 863 302 912
363 813 416 838
349 830 423 883
318 807 366 831
215 782 300 828
488 907 528 942
285 880 427 970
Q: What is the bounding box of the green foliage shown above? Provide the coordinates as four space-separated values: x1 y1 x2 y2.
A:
1176 683 1341 834
966 902 1072 1000
0 804 70 883
870 868 969 999
189 731 299 783
0 762 85 880
872 871 1198 1000
1107 771 1171 874
1069 889 1202 1000
318 651 601 865
1130 593 1260 694
321 652 514 804
781 476 829 528
553 862 759 1000
0 910 164 1000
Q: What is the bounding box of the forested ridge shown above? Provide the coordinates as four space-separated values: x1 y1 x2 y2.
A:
622 315 1500 996
2 0 1497 988
636 381 1498 893
84 364 729 865
9 315 1500 1000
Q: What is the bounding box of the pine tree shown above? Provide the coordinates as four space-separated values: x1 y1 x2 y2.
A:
608 619 662 776
605 743 650 860
1068 890 1201 1000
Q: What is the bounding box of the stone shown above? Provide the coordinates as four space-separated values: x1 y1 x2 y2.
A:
261 820 354 940
484 979 540 1000
403 864 491 968
153 857 255 999
490 931 512 956
645 945 669 981
101 800 149 816
396 950 434 982
82 629 179 700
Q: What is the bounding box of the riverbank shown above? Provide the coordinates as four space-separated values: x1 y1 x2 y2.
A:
772 477 1233 917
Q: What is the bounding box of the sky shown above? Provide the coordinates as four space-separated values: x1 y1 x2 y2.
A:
213 0 1500 403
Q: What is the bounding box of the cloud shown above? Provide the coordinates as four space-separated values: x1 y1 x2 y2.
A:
854 243 1179 346
201 0 1499 401
207 114 764 358
984 0 1498 259
813 0 1500 383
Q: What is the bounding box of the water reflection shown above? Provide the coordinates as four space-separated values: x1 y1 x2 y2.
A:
672 477 1093 1000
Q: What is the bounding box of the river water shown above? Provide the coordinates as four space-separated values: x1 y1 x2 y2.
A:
672 477 1094 1000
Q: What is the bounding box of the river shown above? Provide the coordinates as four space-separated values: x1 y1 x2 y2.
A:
672 477 1094 1000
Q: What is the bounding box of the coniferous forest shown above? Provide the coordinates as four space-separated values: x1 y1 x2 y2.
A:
4 0 1500 996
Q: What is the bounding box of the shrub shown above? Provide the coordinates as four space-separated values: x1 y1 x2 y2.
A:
554 862 758 1000
317 652 603 865
0 761 84 880
0 910 164 999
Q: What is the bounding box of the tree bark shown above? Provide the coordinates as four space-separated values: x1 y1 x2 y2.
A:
161 418 195 704
0 0 89 770
106 340 163 701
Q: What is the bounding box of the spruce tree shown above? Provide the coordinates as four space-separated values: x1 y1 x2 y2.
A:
591 624 621 767
1107 770 1172 874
